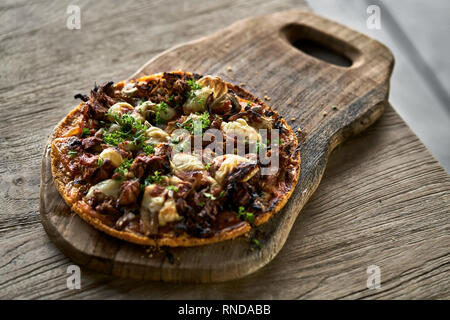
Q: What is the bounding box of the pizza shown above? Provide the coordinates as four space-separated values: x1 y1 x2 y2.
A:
50 71 300 247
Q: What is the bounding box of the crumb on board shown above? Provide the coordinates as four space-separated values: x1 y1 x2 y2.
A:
239 82 246 86
227 66 232 72
332 105 338 110
290 117 296 121
264 95 271 101
295 102 299 107
297 128 302 133
225 42 230 48
145 246 163 258
323 111 328 116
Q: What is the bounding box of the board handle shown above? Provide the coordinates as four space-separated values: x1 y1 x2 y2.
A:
262 10 392 74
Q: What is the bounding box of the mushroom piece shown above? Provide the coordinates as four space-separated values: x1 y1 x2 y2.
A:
98 147 123 167
121 83 139 97
136 100 177 122
106 102 134 121
184 76 241 116
207 91 241 116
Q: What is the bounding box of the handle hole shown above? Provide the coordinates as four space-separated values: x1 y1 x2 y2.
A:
281 24 360 68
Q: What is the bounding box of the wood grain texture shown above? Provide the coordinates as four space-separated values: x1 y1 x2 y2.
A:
0 0 449 299
40 10 393 282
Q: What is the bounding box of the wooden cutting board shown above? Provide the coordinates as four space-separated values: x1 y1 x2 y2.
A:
40 10 393 283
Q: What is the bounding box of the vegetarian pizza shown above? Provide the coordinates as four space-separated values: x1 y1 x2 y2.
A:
50 71 300 247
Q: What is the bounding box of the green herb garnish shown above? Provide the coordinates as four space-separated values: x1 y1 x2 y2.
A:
142 143 155 155
179 111 210 134
97 156 103 166
204 192 216 201
252 238 263 249
103 112 148 151
82 128 90 137
167 185 179 192
187 79 202 91
68 150 78 158
114 158 133 179
155 102 168 125
256 141 267 153
144 170 164 186
237 206 254 224
205 163 211 170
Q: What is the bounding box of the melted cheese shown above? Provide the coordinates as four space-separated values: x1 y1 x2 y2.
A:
86 179 121 199
141 184 166 215
99 148 123 167
131 111 145 123
183 86 213 114
107 102 134 117
158 197 182 226
171 153 205 173
145 126 169 144
141 185 182 227
214 154 252 184
222 118 261 142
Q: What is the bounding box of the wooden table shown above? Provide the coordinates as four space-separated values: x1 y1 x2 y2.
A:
0 0 448 299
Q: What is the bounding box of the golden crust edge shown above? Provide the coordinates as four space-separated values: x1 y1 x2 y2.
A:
50 103 85 206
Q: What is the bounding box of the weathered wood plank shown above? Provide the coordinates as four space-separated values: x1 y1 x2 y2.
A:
0 0 449 299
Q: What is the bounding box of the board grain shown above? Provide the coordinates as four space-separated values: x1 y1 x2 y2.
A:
40 10 394 282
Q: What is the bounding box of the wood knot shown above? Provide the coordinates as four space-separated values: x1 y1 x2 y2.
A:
13 177 24 186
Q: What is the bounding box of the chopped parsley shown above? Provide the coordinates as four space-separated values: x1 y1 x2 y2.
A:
187 79 202 91
237 206 254 224
81 128 90 137
205 163 211 170
155 102 168 125
252 238 263 249
114 158 133 179
103 112 148 150
167 185 179 192
178 111 210 134
204 192 216 201
187 79 203 101
97 156 103 166
219 190 226 198
256 141 267 153
173 140 191 153
144 170 164 186
68 150 78 158
142 143 155 155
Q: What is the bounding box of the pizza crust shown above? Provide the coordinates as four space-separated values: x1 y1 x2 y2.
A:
50 71 301 247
